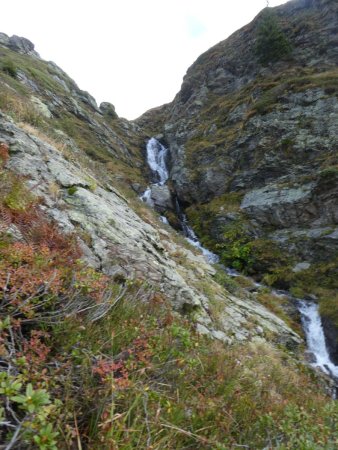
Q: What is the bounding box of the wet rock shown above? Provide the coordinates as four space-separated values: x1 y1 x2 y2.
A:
304 350 317 364
322 316 338 366
149 184 174 213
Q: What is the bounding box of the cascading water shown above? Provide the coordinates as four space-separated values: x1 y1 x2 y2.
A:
160 216 169 225
140 138 168 206
141 138 219 264
140 187 154 207
175 200 219 264
227 264 338 384
298 300 338 380
224 271 338 387
145 137 169 185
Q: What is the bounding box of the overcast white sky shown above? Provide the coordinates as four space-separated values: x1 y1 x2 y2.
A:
2 0 288 119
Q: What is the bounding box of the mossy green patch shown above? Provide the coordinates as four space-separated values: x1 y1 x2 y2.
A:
67 186 78 196
0 173 34 211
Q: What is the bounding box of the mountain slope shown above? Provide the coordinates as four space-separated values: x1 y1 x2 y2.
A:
1 6 338 448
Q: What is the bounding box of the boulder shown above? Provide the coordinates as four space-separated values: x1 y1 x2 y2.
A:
149 184 174 213
8 35 40 57
100 102 118 119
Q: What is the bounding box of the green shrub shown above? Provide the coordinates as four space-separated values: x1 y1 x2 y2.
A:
256 10 292 64
216 219 252 271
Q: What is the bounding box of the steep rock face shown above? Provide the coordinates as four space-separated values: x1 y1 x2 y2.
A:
136 0 338 354
137 0 338 264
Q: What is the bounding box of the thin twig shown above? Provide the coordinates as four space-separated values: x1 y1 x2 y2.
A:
4 422 22 450
73 411 83 450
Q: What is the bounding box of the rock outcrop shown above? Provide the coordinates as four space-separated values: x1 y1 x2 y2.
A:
0 32 40 57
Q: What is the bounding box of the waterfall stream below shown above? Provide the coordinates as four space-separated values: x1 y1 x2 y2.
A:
140 138 338 386
298 301 338 380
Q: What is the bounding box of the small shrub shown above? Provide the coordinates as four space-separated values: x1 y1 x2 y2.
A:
216 219 253 271
254 88 279 114
0 171 35 211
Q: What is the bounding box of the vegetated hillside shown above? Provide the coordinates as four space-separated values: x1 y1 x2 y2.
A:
137 0 338 359
0 8 338 450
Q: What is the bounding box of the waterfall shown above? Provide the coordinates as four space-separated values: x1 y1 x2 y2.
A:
141 138 219 264
140 138 168 206
224 273 338 385
145 137 169 185
140 187 154 207
298 300 338 380
174 199 219 264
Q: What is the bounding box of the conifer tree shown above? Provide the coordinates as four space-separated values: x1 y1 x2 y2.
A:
255 10 292 64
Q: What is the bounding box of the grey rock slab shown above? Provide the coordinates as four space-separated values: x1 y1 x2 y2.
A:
30 96 53 118
241 183 315 209
47 160 91 188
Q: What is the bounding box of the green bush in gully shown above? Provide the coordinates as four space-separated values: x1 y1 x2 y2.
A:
215 218 290 277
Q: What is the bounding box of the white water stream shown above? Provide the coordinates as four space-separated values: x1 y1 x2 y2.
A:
140 187 154 207
141 138 219 264
298 301 338 379
141 138 337 381
140 138 168 207
145 137 169 185
179 211 219 264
